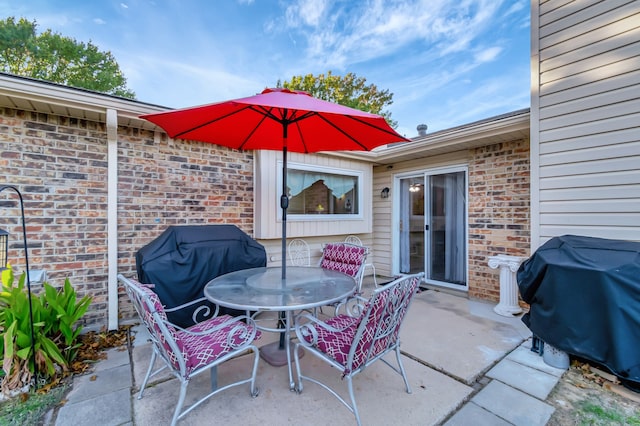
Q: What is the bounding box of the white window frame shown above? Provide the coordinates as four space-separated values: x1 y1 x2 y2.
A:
277 161 364 222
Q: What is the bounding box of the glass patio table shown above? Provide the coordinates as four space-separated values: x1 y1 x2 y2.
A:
204 266 356 390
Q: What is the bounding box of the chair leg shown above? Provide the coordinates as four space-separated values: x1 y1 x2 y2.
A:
395 345 412 393
138 348 158 399
293 342 304 393
346 376 362 426
249 345 260 397
171 379 189 426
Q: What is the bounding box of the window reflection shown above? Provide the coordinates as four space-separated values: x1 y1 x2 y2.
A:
287 168 359 215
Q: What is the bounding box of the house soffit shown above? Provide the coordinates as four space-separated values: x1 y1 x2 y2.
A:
0 73 166 131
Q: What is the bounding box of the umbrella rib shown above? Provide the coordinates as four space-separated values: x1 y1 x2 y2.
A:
238 113 270 150
344 114 406 139
173 104 253 139
251 105 315 126
312 114 387 150
291 120 309 153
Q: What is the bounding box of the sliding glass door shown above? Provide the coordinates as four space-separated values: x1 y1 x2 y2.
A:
397 168 467 289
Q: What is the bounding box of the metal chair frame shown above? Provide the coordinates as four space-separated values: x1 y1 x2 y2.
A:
320 242 369 294
344 235 378 288
293 273 423 426
118 274 260 426
289 238 311 266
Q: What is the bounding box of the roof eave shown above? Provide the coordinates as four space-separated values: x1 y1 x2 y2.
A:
328 108 530 164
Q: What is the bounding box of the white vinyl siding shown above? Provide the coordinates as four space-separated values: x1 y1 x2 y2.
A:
531 0 640 246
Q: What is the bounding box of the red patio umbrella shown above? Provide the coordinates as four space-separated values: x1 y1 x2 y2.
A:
141 87 409 364
141 87 409 279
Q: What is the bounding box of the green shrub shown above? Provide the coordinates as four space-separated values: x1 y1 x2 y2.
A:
0 267 91 394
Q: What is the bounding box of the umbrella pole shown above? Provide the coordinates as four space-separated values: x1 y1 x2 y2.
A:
278 144 288 350
281 145 288 280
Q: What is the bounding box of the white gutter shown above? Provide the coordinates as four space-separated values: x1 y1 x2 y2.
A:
106 108 119 330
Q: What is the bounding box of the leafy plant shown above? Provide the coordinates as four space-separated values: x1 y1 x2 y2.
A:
40 279 91 365
0 267 91 394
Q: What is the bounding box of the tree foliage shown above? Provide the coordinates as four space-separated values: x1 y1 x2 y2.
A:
0 17 135 98
280 71 397 128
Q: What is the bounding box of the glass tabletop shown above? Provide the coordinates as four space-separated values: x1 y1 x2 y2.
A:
204 266 356 311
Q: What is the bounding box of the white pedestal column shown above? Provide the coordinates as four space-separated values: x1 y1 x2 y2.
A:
488 254 525 317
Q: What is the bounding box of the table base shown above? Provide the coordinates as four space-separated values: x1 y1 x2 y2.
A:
259 341 304 366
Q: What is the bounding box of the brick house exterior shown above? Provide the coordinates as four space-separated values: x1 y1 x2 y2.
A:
467 139 530 301
1 102 254 327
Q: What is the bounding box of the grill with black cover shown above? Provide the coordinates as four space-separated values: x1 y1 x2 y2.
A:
136 225 266 327
517 235 640 388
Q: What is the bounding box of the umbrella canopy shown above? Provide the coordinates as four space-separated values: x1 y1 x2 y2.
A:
141 87 409 357
141 87 409 279
141 87 408 153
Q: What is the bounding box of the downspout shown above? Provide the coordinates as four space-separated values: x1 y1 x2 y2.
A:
106 108 119 330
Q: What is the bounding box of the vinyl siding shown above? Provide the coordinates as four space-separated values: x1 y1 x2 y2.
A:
531 0 640 246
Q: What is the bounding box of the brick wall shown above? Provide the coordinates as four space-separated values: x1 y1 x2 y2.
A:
468 139 530 301
0 108 254 328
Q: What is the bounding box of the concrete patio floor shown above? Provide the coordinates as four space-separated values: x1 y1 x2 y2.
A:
51 277 563 425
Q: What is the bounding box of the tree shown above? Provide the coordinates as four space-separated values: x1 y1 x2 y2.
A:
280 71 397 128
0 17 135 99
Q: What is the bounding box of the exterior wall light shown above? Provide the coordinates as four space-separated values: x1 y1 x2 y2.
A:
381 187 390 199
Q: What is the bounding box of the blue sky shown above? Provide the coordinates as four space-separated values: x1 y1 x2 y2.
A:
2 0 530 137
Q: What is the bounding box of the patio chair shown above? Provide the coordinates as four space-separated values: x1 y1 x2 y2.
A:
293 273 423 426
319 242 369 293
117 274 260 426
289 238 311 266
344 235 378 288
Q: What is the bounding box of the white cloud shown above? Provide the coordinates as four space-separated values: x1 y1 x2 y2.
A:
121 53 265 108
285 0 328 28
475 46 502 63
93 18 106 25
275 0 505 70
120 3 128 9
504 0 526 16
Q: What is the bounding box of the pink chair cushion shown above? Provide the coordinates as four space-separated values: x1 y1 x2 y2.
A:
136 284 185 371
301 314 360 367
320 243 367 278
178 316 261 376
